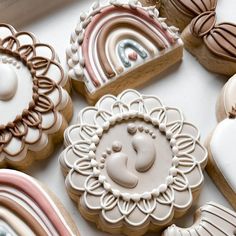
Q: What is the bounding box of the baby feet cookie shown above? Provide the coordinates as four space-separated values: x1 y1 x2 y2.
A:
163 202 236 236
182 11 236 75
60 89 207 235
206 107 236 210
66 0 183 104
0 24 72 169
216 74 236 121
0 169 79 235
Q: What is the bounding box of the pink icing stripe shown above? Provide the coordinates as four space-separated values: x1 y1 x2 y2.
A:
82 5 175 88
0 170 72 236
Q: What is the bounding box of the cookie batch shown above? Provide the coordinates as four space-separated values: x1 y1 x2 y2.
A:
1 0 236 236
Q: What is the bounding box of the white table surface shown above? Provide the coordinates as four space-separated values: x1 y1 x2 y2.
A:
19 0 236 235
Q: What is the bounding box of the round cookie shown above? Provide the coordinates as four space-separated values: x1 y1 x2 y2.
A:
206 109 236 210
66 0 183 104
0 169 79 235
60 89 207 235
0 24 73 169
163 202 236 236
182 10 236 75
140 0 217 31
216 74 236 122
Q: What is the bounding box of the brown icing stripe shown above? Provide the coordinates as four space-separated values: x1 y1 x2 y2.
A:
204 22 236 61
169 0 217 17
190 11 216 37
97 18 166 79
0 195 47 235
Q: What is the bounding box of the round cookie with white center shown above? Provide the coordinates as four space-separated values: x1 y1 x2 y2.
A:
216 74 236 122
182 10 236 76
140 0 217 31
162 202 236 236
67 0 183 105
59 89 207 235
206 106 236 210
0 169 79 236
0 24 73 169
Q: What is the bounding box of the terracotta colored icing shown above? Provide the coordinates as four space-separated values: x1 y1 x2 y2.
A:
60 89 207 229
67 0 181 93
210 118 236 192
0 23 70 164
169 0 217 17
163 202 236 236
0 169 76 236
190 11 236 61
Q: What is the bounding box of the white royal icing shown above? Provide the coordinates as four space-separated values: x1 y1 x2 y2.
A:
210 118 236 192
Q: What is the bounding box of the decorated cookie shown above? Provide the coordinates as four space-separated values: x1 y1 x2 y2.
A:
0 24 73 169
216 74 236 121
140 0 217 31
163 202 236 236
182 11 236 75
60 89 207 235
206 107 236 210
66 0 183 104
0 169 79 235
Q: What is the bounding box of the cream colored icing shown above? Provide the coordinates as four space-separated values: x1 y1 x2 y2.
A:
210 118 236 192
60 89 207 230
66 0 181 93
163 202 236 236
0 64 18 101
222 74 236 118
0 24 70 165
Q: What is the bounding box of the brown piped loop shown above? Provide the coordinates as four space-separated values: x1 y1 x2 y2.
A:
190 11 216 37
170 0 217 17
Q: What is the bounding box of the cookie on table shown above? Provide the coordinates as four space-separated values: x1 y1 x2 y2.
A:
182 11 236 76
0 169 79 236
163 202 236 236
0 23 73 169
216 74 236 121
60 89 207 235
206 107 236 210
66 0 183 104
140 0 217 31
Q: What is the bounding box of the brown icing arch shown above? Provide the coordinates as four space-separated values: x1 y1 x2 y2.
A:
97 18 166 79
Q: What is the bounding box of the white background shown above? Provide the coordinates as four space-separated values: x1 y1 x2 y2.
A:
20 0 236 235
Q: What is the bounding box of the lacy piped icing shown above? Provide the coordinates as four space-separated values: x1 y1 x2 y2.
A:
0 169 77 236
0 24 70 162
163 202 236 236
190 11 236 61
66 0 182 93
60 89 207 230
169 0 217 17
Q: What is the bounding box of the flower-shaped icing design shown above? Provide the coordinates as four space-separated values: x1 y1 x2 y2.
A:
60 90 207 233
0 24 71 167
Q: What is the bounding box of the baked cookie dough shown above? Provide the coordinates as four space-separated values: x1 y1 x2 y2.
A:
0 24 73 169
182 10 236 75
60 89 207 235
67 0 183 104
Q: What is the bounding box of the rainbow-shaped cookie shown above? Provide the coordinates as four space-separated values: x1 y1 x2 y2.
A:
67 0 183 104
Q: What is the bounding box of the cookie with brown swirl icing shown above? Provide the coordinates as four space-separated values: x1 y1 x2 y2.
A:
182 11 236 75
140 0 217 31
0 24 73 169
